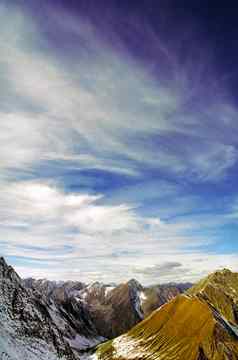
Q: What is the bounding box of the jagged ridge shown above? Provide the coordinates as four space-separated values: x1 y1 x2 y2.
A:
95 268 238 360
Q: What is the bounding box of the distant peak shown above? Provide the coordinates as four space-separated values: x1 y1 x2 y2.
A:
188 267 238 299
127 278 143 289
214 268 232 274
208 268 234 281
88 281 104 288
0 256 8 267
0 257 21 283
0 257 10 274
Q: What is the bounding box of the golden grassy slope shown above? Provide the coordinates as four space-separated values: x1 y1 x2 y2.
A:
95 269 238 360
188 269 238 326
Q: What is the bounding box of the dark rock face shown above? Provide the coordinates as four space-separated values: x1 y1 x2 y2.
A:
88 279 143 339
24 278 85 303
197 347 209 360
57 297 98 338
141 282 192 317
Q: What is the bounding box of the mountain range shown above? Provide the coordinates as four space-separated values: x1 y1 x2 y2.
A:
0 257 238 359
0 257 189 359
23 275 191 341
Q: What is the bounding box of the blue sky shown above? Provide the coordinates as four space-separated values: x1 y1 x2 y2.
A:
1 0 238 284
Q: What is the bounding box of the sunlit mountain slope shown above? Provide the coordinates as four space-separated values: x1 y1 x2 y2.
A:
95 269 238 360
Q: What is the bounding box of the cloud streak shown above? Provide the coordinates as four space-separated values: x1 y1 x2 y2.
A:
0 179 237 283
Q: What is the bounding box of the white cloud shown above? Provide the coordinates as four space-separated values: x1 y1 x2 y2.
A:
1 179 237 283
191 143 236 181
131 253 238 284
0 180 100 225
13 251 238 284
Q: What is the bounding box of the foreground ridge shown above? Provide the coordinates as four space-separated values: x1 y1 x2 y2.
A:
95 269 238 360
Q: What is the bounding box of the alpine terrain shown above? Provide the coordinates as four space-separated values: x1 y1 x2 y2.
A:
0 257 190 359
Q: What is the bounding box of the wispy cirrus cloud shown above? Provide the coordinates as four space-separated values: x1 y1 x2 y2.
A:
1 2 237 182
0 2 238 283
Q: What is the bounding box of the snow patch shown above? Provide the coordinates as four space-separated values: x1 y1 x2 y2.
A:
139 291 147 305
80 354 98 360
67 335 105 351
0 311 63 360
104 286 115 296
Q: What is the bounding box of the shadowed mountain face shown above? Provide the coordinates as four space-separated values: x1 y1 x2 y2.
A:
0 257 111 359
141 282 192 317
95 269 238 360
0 257 77 360
24 278 86 303
24 277 191 340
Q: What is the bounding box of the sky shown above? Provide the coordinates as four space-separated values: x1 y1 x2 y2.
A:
1 0 238 285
